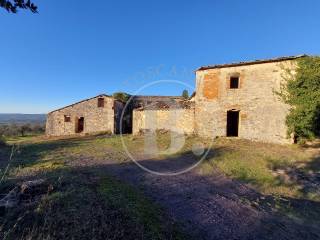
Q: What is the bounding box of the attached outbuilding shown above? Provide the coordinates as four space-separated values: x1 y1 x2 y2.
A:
46 94 124 136
132 98 195 135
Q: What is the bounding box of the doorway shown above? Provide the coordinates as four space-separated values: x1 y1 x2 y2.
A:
227 110 239 137
76 117 84 133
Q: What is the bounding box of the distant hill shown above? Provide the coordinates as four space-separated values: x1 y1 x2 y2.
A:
0 114 46 125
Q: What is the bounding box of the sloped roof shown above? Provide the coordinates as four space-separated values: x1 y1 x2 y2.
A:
132 96 183 101
48 94 184 114
131 95 183 108
135 99 194 111
48 94 111 114
197 55 307 71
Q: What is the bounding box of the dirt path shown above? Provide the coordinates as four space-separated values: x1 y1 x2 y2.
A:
76 152 319 240
4 135 320 239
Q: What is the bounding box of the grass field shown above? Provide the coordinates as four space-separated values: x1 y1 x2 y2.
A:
201 138 320 199
199 137 320 227
0 134 188 240
0 133 319 239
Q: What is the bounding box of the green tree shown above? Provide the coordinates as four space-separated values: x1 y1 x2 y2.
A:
113 92 131 102
6 123 19 136
31 123 45 134
0 0 37 13
278 56 320 141
182 89 189 99
19 124 32 136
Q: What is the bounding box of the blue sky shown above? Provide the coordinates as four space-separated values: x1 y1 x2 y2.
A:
1 0 320 113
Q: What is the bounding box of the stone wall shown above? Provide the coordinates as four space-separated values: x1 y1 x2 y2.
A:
195 60 296 144
133 108 195 135
46 96 122 136
46 58 297 143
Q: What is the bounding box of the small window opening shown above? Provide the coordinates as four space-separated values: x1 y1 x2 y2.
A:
230 76 239 89
98 97 105 108
64 115 71 122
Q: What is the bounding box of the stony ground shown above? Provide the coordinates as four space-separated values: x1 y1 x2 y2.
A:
1 134 320 239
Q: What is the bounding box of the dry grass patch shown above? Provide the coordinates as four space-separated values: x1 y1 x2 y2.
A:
0 135 188 240
2 133 320 233
201 138 317 199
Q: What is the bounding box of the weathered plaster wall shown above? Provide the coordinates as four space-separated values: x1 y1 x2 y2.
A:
195 60 295 144
133 108 195 135
46 96 119 136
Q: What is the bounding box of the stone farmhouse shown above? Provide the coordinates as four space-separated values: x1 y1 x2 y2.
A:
193 55 304 144
45 94 184 136
46 94 125 136
46 55 305 143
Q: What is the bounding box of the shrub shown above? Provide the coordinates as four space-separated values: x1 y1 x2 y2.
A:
278 56 320 141
113 92 131 102
0 123 45 137
0 136 6 146
182 89 189 99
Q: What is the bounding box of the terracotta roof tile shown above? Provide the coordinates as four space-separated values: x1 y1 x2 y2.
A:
197 55 307 71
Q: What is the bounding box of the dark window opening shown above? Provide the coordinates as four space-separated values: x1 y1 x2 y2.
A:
227 110 239 137
230 77 239 89
98 98 105 108
64 115 71 122
76 117 84 133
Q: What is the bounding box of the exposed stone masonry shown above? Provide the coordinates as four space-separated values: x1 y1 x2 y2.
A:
46 56 304 144
46 95 123 136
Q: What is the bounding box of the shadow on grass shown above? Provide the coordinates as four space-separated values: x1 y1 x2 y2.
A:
1 136 320 240
267 153 320 200
0 167 188 240
0 145 12 167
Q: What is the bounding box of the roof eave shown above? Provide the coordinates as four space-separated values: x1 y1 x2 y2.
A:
48 94 111 114
196 55 308 72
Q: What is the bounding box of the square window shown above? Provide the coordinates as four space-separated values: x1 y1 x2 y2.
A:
230 77 239 89
98 98 105 108
64 115 71 122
